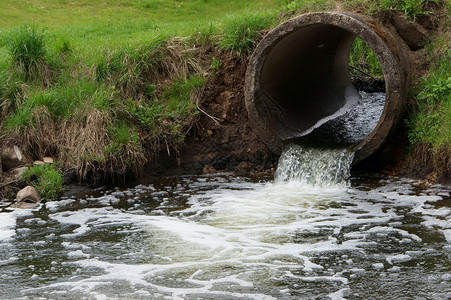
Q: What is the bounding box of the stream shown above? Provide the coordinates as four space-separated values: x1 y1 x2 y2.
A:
0 146 450 299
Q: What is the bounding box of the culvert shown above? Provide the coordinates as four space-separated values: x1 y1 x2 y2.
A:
245 12 410 164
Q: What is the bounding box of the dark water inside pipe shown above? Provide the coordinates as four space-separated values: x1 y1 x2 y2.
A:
297 91 386 147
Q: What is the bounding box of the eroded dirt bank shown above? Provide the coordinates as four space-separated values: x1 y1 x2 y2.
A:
151 52 279 177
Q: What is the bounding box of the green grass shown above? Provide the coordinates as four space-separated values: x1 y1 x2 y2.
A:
0 0 282 27
349 37 383 79
219 10 275 55
281 0 334 14
5 24 47 72
408 55 451 148
21 164 64 200
3 80 106 131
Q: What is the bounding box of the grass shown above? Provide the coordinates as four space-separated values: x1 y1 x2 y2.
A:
5 24 47 73
349 37 383 79
21 164 64 200
219 10 275 55
408 54 451 171
0 1 287 184
281 0 335 14
0 0 282 27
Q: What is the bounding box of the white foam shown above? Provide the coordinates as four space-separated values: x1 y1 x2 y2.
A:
0 210 33 242
386 254 412 264
67 250 90 259
443 230 451 243
7 175 450 299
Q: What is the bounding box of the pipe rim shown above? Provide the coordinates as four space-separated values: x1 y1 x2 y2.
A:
245 11 409 164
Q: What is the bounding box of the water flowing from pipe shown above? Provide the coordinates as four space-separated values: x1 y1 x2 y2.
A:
275 144 355 187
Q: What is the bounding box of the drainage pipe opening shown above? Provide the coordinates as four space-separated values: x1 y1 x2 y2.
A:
245 12 410 164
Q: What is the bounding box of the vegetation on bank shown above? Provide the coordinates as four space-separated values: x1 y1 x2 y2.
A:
407 37 451 179
21 164 64 200
0 0 450 200
0 1 285 194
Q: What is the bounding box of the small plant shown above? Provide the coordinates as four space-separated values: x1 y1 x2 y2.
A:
367 0 439 20
6 24 47 73
163 74 205 115
22 164 64 201
125 98 163 128
105 121 146 173
408 55 451 147
107 121 140 151
219 11 273 55
55 37 72 56
401 0 427 20
286 1 299 13
281 0 334 14
0 71 24 114
349 37 383 79
210 57 221 74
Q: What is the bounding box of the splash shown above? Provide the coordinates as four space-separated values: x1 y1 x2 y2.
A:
275 144 355 187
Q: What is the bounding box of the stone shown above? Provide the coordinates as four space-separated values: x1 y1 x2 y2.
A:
1 146 25 171
202 164 216 174
33 160 45 166
43 157 54 164
15 186 41 209
10 167 29 180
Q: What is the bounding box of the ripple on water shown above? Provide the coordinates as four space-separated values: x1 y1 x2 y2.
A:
0 175 449 299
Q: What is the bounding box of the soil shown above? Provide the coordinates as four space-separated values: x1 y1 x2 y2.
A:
148 51 279 177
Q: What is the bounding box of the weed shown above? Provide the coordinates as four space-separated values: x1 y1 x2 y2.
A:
281 0 334 14
105 120 146 174
401 0 427 20
0 71 26 118
210 57 222 74
408 55 451 148
162 74 205 117
54 37 73 57
349 37 383 79
6 24 47 75
2 80 107 131
219 10 273 55
125 74 204 141
21 164 64 201
96 37 200 98
352 0 443 20
125 98 162 129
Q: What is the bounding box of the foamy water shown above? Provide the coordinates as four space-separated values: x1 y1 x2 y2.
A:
0 175 450 299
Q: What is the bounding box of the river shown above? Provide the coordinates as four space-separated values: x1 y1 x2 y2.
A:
0 146 450 299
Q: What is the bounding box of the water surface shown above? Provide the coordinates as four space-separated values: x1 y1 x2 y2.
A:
0 174 450 299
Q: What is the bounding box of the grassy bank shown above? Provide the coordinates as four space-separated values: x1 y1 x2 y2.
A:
0 0 450 200
0 0 285 188
407 32 451 180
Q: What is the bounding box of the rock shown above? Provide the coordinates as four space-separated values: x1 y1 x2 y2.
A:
202 164 217 174
15 186 41 209
33 160 45 166
43 157 54 164
10 167 29 180
1 146 25 171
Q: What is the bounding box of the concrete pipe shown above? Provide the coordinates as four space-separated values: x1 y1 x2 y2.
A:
245 12 410 163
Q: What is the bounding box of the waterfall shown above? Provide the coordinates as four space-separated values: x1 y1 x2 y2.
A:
275 144 355 187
